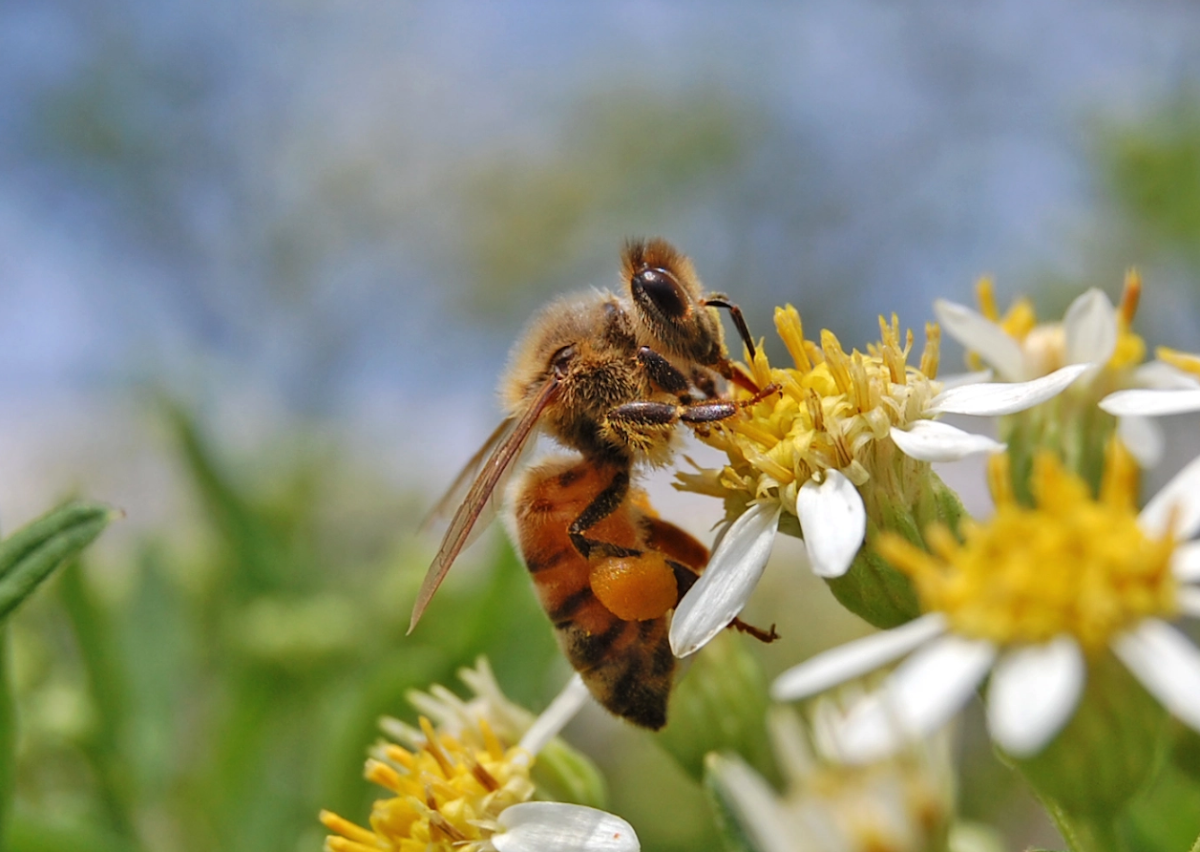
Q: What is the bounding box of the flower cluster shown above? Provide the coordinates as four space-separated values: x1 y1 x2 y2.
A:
321 661 636 852
328 271 1200 852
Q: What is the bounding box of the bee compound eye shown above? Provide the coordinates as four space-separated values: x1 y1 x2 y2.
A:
633 268 688 319
550 345 576 377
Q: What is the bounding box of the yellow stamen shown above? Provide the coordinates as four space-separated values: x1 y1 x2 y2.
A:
419 717 456 778
320 811 378 846
679 304 943 520
999 296 1036 340
1119 268 1141 326
365 759 405 793
1157 346 1200 380
479 718 504 762
975 276 998 321
325 838 382 852
323 714 536 852
878 448 1177 651
1110 269 1147 368
986 454 1013 508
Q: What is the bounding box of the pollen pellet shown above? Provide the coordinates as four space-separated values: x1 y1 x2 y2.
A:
590 553 677 621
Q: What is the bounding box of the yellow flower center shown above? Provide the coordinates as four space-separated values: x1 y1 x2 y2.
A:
970 272 1147 376
321 716 535 852
877 444 1178 651
678 306 941 512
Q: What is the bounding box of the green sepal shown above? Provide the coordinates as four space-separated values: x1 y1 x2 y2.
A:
1008 652 1167 819
0 501 119 621
825 539 920 629
655 632 778 786
532 736 609 810
825 467 967 629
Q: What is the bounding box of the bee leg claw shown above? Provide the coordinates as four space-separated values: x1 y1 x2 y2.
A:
728 617 780 644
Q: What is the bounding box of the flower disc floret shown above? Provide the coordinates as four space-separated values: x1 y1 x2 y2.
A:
323 716 535 852
881 451 1178 651
699 306 942 505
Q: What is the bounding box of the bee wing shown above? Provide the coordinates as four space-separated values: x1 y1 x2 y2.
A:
408 375 563 633
420 416 517 533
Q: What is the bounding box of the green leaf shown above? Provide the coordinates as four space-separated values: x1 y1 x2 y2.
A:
0 628 14 848
0 501 118 621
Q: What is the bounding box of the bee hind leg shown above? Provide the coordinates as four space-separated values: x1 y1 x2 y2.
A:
728 617 780 643
567 465 638 559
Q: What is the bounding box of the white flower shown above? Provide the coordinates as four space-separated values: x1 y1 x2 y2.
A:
322 661 636 852
707 700 953 852
1099 351 1200 434
770 449 1200 762
936 277 1199 468
670 308 1089 657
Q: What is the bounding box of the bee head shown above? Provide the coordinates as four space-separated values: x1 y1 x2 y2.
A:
622 238 726 367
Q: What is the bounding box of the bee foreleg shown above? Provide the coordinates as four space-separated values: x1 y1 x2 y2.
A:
636 346 691 395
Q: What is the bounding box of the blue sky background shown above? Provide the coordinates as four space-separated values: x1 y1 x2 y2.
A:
3 0 1200 525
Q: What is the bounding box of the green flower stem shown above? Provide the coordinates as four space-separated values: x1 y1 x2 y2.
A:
0 626 14 850
1042 797 1129 852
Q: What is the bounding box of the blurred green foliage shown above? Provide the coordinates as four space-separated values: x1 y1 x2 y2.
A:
1102 99 1200 273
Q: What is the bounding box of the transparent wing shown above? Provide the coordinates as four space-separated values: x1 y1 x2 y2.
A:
420 416 517 533
408 376 563 632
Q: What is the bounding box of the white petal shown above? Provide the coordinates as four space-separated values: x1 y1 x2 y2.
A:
1099 388 1200 417
1116 415 1164 468
986 638 1085 757
889 421 1005 463
1133 360 1200 390
1178 586 1200 619
937 369 995 390
1063 289 1118 366
1139 453 1200 540
518 674 590 755
494 802 639 852
796 471 866 578
771 614 947 702
669 502 781 658
1111 619 1200 732
1172 542 1200 582
933 299 1026 381
705 754 793 852
928 363 1091 416
836 634 996 763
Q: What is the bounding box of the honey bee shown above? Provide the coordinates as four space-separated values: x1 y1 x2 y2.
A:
410 239 776 729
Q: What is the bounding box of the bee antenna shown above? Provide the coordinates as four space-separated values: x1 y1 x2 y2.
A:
703 297 757 360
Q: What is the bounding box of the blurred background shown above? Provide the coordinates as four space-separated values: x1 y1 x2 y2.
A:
4 2 1200 851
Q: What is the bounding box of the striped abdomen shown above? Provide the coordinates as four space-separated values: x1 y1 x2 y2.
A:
511 455 707 730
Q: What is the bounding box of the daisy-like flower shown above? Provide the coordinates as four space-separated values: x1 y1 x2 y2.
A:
937 272 1200 468
1100 345 1200 430
670 306 1088 655
708 698 954 852
321 659 637 852
771 441 1200 767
